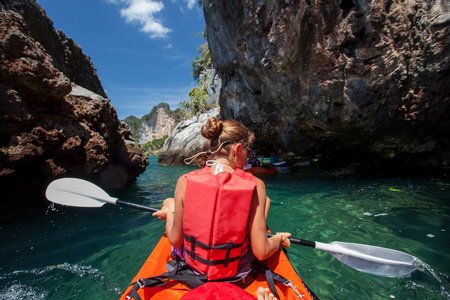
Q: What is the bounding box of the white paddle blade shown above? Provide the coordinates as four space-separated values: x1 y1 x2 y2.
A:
315 241 421 277
46 178 117 208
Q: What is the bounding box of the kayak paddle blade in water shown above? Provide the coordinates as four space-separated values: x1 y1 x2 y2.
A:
315 241 421 277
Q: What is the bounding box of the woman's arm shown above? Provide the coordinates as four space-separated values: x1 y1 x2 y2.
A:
152 175 186 248
248 178 291 261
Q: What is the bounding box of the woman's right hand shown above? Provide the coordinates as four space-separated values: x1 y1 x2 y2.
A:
152 206 171 221
152 198 175 221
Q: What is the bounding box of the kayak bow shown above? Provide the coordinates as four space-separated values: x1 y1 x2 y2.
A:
119 234 316 300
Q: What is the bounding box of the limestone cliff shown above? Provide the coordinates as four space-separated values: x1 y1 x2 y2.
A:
203 0 450 168
201 68 222 106
158 108 220 165
0 0 148 220
138 103 177 145
157 68 221 165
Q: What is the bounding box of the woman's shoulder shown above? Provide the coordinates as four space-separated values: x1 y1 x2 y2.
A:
254 176 265 189
235 169 264 186
184 167 210 177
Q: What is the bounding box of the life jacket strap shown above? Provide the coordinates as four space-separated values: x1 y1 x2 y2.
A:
184 234 244 250
185 248 241 266
190 235 196 260
124 257 208 300
185 234 244 267
253 260 301 300
223 242 234 268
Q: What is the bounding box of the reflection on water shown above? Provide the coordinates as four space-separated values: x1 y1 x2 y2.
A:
0 157 449 299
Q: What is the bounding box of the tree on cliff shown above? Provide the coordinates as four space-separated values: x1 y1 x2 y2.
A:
123 115 141 139
141 102 184 123
142 135 168 152
179 30 215 117
192 36 211 81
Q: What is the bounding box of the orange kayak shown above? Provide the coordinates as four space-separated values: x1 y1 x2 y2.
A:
120 234 316 300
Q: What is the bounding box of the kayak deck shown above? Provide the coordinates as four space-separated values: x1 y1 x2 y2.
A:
120 234 315 300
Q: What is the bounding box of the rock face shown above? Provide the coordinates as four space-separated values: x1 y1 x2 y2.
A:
2 0 107 97
203 0 450 167
0 0 148 220
200 68 222 106
138 103 177 144
158 108 220 165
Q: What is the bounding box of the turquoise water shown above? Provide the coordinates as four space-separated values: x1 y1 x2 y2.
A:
1 156 449 299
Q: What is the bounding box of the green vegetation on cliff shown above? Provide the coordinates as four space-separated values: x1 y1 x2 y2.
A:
123 115 141 138
179 32 216 117
192 37 211 81
142 135 168 152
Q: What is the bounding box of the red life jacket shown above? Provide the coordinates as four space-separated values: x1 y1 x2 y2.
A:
183 167 257 280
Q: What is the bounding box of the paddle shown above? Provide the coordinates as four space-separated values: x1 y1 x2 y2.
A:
266 233 421 277
46 177 421 278
45 177 158 213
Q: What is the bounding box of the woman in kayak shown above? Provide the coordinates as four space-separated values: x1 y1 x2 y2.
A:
153 117 291 283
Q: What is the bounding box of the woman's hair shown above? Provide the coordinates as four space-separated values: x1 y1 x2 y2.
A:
185 117 255 167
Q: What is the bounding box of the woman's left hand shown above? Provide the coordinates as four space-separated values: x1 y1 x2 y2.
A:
276 232 292 248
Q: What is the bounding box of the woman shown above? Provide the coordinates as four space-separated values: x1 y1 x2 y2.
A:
153 117 291 282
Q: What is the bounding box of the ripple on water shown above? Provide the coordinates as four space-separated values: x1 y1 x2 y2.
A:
0 284 47 300
0 263 121 299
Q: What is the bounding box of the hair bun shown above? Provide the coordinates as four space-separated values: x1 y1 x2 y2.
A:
201 117 223 139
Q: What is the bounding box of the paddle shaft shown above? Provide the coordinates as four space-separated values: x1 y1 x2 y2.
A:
266 233 316 248
116 200 158 213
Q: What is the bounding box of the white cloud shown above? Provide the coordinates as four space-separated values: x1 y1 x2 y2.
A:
107 0 199 39
111 0 172 39
185 0 196 9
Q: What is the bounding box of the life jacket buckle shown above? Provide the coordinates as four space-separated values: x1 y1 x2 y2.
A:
137 278 145 289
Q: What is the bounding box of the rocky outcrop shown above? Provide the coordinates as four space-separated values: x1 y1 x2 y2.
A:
0 1 148 220
138 103 177 144
158 108 220 165
203 0 450 168
1 0 107 97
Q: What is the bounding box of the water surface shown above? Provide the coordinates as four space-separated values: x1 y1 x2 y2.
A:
1 157 449 299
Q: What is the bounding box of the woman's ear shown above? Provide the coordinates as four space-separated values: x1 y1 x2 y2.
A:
234 143 242 158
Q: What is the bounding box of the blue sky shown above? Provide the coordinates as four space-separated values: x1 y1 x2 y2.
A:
37 0 206 120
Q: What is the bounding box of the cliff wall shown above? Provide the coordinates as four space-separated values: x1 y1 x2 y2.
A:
203 0 450 168
138 103 177 145
158 108 220 165
0 0 148 220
